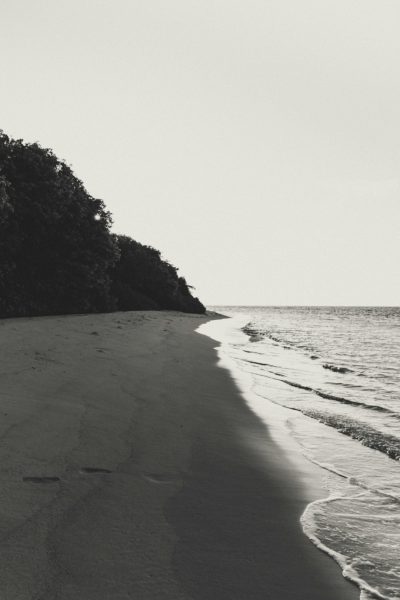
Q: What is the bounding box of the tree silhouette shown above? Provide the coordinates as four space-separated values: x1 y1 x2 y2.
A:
111 235 205 313
0 131 205 317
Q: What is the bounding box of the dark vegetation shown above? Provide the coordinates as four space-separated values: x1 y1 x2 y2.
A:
0 131 205 317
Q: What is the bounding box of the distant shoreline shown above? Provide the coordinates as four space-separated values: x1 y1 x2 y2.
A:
0 310 357 598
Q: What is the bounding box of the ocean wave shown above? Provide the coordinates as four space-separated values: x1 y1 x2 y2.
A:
242 325 292 347
282 379 313 392
301 497 393 600
241 325 265 342
304 411 400 461
280 379 395 415
323 363 354 374
243 358 281 369
242 324 322 356
328 382 363 389
314 390 394 414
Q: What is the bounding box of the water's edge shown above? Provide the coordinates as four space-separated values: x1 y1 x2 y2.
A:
197 314 390 600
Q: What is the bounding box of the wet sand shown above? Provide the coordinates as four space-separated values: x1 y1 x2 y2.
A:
0 311 358 599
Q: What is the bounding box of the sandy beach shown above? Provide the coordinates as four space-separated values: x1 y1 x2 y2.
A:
0 311 358 599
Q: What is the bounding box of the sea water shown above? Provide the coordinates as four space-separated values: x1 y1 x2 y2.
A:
202 306 400 600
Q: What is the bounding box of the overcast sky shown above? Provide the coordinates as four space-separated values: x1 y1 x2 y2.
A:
1 0 399 305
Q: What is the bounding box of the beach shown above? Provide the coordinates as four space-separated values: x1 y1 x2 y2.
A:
0 311 358 599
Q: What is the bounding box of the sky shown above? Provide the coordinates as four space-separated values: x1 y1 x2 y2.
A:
1 0 399 305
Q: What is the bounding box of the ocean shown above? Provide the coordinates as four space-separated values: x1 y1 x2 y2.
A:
202 306 400 600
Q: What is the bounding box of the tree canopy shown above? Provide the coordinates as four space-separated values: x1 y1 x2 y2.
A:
0 131 205 317
111 235 205 313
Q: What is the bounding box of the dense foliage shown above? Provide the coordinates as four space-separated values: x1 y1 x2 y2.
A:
111 235 205 314
0 131 205 317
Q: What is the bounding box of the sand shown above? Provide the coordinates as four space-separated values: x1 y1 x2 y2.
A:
0 311 359 599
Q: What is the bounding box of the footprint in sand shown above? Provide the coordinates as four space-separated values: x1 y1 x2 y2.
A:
23 476 60 484
80 467 112 474
142 473 175 485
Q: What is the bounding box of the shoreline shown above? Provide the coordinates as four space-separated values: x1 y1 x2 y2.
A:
0 311 358 599
199 314 365 597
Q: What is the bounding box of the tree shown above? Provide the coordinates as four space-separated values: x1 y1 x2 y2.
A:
111 235 205 313
0 131 118 317
0 130 205 317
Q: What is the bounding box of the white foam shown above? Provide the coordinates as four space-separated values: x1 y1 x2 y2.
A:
198 313 400 600
301 499 395 600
